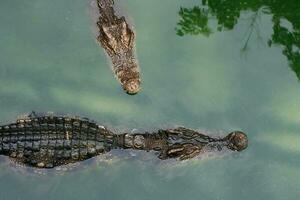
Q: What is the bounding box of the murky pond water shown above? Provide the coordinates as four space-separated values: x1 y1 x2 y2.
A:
0 0 300 199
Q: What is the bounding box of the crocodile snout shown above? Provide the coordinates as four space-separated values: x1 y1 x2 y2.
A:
123 79 141 95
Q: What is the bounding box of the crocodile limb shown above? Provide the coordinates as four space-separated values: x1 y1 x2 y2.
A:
0 114 248 168
96 0 141 95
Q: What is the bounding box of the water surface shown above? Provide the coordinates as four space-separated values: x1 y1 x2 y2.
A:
0 0 300 199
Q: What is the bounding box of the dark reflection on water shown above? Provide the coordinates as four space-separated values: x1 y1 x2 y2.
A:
176 0 300 80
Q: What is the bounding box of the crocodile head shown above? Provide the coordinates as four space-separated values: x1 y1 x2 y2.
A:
123 78 141 95
225 131 248 151
117 62 141 95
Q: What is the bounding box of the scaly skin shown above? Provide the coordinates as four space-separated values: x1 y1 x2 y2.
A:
96 0 141 95
0 113 248 168
0 115 115 168
117 127 248 160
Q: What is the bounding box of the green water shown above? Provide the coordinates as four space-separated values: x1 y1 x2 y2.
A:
0 0 300 199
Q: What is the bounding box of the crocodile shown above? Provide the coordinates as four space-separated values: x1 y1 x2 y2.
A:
96 0 141 95
0 113 248 168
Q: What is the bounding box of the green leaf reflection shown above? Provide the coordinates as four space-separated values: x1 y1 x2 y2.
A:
176 0 300 80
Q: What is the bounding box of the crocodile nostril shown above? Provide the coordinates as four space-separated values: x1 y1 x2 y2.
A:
124 79 141 95
226 131 248 151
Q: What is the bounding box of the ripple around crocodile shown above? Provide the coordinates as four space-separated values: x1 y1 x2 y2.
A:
96 0 141 95
0 112 248 169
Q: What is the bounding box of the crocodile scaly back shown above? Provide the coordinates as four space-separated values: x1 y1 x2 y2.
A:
0 115 114 168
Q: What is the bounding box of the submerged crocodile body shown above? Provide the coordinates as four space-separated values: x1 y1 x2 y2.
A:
96 0 141 94
0 113 248 168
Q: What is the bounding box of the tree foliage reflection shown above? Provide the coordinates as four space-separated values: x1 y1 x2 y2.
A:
176 0 300 79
